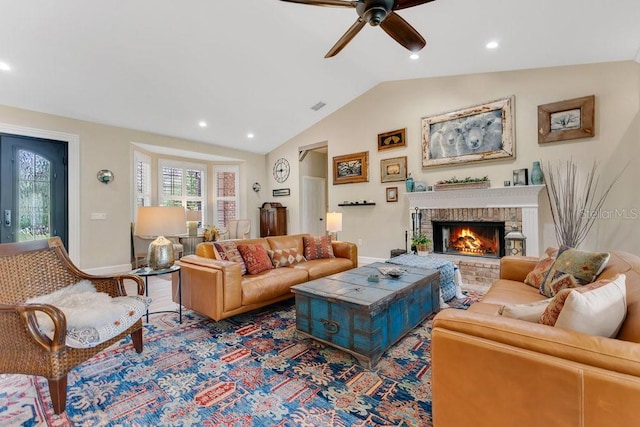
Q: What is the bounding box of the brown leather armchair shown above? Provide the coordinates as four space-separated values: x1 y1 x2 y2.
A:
0 237 145 414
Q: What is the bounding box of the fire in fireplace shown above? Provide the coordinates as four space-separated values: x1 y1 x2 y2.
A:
432 221 505 258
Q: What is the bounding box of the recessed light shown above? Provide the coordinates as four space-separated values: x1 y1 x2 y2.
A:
198 121 207 128
247 133 254 139
0 62 11 71
486 41 499 49
410 53 420 60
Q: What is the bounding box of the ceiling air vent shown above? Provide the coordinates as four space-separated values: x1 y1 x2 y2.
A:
310 101 326 111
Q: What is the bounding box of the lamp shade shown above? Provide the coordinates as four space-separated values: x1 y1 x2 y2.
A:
326 212 342 233
135 206 186 237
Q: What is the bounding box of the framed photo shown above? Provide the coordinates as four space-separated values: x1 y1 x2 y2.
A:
386 186 398 202
332 151 369 185
537 95 595 143
513 168 528 186
380 156 407 183
378 128 406 151
421 96 515 167
272 188 290 197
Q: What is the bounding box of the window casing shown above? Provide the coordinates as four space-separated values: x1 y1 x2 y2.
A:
213 165 239 228
158 159 207 224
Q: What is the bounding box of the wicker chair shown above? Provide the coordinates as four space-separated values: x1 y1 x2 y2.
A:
0 237 145 414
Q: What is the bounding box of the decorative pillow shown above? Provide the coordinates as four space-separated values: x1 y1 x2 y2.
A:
499 299 551 322
214 241 247 275
540 274 626 337
303 235 335 260
267 247 306 268
25 280 150 348
539 246 610 297
237 244 274 275
523 247 559 289
539 275 620 326
555 274 626 337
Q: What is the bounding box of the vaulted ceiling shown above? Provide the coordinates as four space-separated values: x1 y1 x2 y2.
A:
1 0 639 154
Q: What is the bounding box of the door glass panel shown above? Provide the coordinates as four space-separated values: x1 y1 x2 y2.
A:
17 149 51 242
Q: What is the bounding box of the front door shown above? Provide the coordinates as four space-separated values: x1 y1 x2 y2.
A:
0 134 68 247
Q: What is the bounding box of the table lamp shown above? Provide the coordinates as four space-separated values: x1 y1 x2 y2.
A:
135 206 186 269
186 210 201 236
326 212 342 241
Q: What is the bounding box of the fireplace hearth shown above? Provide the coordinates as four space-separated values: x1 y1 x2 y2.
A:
433 221 505 258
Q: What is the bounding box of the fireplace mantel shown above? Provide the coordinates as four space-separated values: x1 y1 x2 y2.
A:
405 185 546 209
406 185 546 257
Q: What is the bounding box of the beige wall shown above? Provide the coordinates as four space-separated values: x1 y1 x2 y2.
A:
0 105 266 270
269 61 640 258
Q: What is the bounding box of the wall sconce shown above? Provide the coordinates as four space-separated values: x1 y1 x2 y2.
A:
252 182 261 192
326 212 342 241
97 169 115 184
505 224 527 256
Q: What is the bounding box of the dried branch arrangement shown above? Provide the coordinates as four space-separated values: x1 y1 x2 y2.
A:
543 160 626 248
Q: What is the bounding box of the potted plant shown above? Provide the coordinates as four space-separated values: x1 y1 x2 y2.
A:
411 233 431 255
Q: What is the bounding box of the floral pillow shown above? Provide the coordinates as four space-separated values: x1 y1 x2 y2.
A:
237 244 274 275
267 247 306 268
214 241 247 275
523 247 559 289
539 246 610 297
302 235 335 260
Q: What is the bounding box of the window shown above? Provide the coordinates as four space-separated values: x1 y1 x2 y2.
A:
133 151 151 215
158 159 207 221
213 165 239 228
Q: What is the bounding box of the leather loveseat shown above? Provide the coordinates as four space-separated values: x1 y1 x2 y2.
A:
173 234 358 321
431 251 640 427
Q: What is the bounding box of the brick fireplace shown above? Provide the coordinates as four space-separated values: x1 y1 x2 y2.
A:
406 185 546 285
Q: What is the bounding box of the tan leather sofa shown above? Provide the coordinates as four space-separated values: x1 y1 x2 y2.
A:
431 251 640 427
173 234 358 321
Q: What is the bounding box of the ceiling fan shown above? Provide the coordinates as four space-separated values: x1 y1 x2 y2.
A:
280 0 436 58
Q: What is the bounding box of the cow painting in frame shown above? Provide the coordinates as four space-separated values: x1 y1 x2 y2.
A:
422 96 515 167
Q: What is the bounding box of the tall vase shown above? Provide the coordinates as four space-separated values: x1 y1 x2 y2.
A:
406 174 414 192
531 161 543 185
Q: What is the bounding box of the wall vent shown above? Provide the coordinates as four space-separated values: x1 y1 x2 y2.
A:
310 101 326 111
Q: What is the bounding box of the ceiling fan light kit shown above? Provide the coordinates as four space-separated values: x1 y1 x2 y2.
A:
280 0 434 57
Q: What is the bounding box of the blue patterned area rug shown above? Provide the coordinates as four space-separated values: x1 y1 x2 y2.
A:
0 289 482 426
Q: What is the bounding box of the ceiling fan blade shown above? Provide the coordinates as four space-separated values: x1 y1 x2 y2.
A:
380 11 426 52
280 0 358 8
325 18 366 58
394 0 436 10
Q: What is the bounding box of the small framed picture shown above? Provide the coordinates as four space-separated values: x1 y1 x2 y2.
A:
378 128 406 151
380 156 408 183
513 168 528 186
537 95 595 143
272 188 290 197
386 186 398 202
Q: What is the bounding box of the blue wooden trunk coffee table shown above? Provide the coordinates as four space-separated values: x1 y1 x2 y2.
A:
292 262 439 368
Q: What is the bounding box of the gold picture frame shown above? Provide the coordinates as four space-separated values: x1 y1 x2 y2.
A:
386 186 398 202
380 156 407 183
421 96 515 167
537 95 595 143
332 151 369 185
378 128 406 151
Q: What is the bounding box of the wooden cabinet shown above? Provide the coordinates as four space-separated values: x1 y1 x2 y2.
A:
259 202 287 237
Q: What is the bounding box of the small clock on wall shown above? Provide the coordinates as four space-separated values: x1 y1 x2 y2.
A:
273 157 290 183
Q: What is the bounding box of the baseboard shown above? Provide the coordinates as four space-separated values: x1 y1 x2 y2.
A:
83 263 133 275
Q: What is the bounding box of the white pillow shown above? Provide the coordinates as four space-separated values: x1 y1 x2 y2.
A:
26 280 121 332
555 274 627 337
25 280 150 348
500 299 551 322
